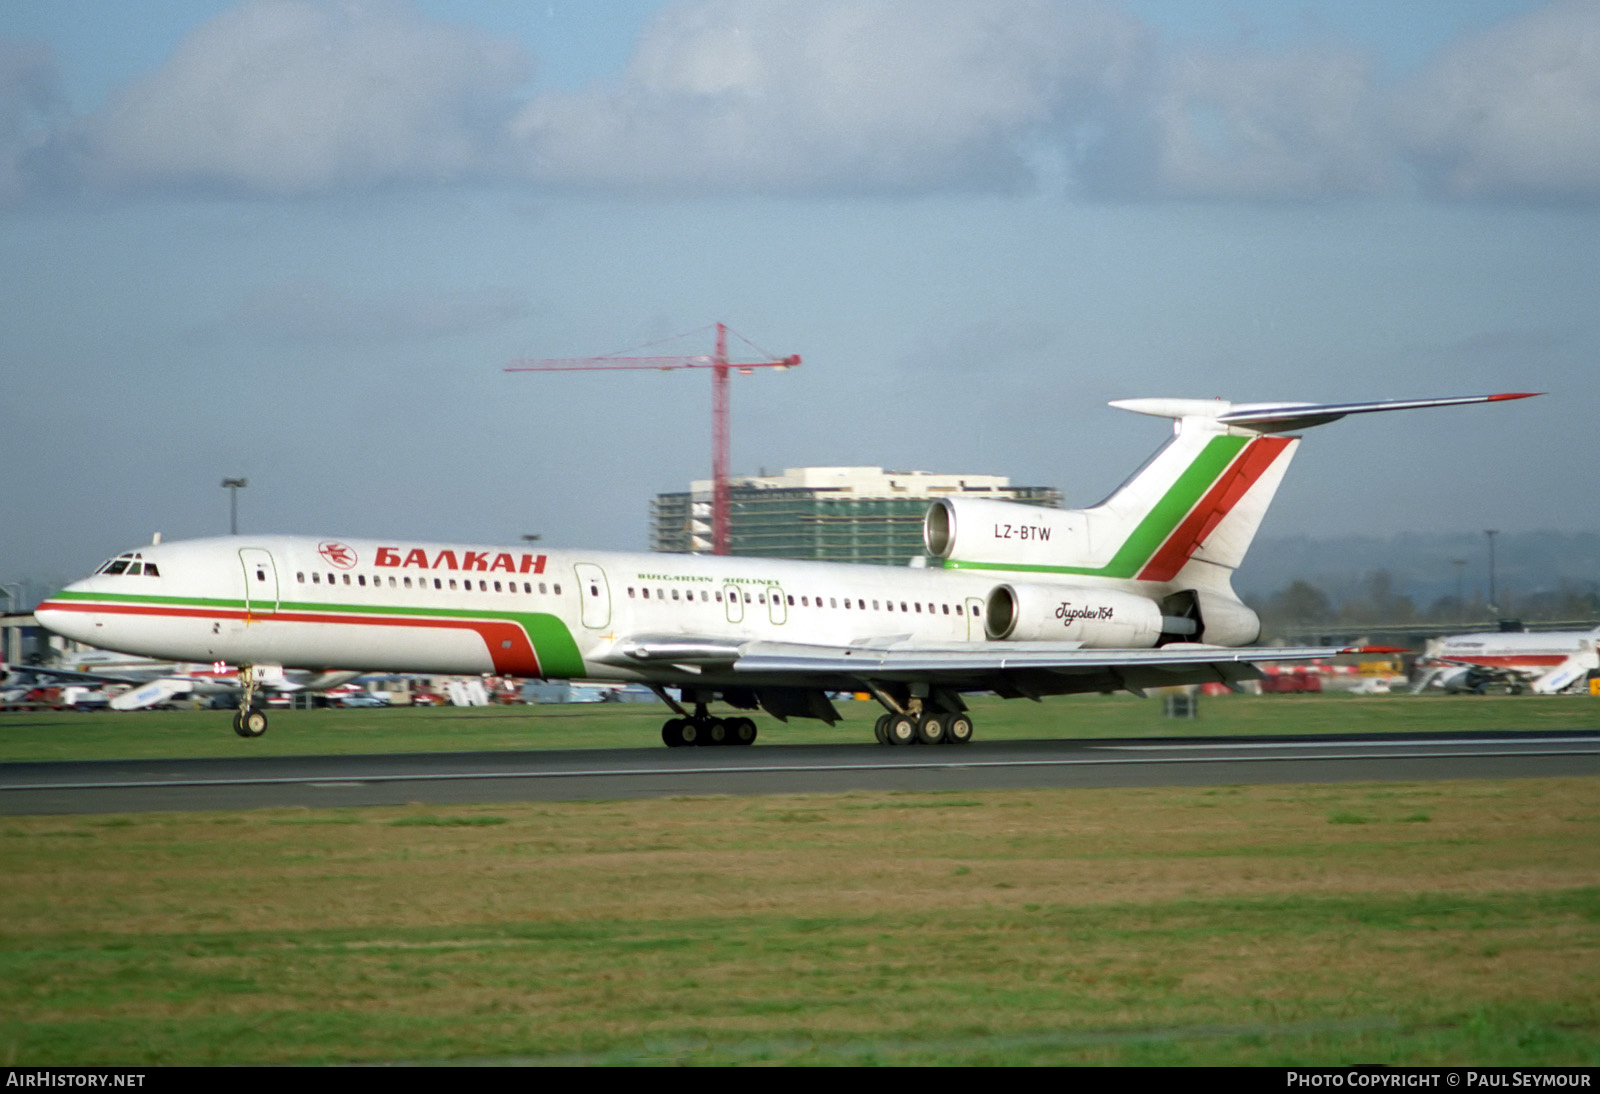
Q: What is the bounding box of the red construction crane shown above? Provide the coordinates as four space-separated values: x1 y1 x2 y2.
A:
506 323 800 555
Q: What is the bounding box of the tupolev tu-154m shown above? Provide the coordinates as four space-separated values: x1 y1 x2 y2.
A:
36 393 1537 746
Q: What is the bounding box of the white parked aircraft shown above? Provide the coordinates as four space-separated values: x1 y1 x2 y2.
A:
1414 625 1600 695
36 393 1536 745
0 646 359 710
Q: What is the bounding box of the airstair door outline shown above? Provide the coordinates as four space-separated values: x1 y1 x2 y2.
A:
724 583 745 624
966 597 985 641
574 563 611 630
239 548 280 620
766 585 787 626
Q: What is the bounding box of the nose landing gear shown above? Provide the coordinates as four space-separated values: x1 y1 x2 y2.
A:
231 665 268 738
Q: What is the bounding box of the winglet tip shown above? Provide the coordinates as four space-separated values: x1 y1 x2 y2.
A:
1489 392 1543 401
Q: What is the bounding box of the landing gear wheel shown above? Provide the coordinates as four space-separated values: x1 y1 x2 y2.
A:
233 709 268 738
946 714 974 745
678 719 700 746
662 718 688 748
874 713 891 745
886 714 917 746
916 713 946 745
728 717 757 746
700 718 728 746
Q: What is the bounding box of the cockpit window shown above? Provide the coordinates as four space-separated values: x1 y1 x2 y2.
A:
95 552 161 577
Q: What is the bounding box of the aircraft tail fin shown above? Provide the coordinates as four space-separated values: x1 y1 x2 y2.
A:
1097 393 1539 583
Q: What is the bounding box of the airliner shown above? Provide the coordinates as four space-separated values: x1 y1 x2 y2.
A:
0 648 359 710
35 393 1536 746
1414 624 1599 695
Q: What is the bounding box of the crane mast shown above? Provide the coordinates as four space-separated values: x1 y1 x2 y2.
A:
507 323 800 554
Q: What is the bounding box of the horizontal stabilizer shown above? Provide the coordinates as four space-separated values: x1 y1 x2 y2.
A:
1111 393 1539 433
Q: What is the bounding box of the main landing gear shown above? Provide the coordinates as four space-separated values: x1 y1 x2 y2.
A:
232 664 268 738
662 712 758 748
873 710 974 746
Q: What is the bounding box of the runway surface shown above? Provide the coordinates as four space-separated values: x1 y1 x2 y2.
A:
3 730 1598 814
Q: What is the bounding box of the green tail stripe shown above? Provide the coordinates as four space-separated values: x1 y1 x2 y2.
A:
945 434 1249 578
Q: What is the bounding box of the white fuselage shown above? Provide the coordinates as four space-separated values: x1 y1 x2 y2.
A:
36 534 1205 685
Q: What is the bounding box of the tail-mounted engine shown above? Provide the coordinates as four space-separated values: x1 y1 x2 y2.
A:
925 498 1089 568
984 583 1168 647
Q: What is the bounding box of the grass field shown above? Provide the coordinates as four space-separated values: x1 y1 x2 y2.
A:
1 694 1597 1065
1 690 1596 762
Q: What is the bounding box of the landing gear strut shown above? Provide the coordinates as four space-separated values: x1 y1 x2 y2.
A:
232 664 268 738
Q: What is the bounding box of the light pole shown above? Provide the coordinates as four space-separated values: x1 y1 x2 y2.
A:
222 478 247 535
1484 529 1499 616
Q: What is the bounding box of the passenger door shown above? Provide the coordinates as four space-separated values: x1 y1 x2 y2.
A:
239 548 279 620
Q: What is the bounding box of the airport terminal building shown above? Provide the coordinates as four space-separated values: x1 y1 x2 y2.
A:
651 466 1061 565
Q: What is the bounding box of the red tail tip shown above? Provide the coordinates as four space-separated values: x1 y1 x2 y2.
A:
1488 392 1542 401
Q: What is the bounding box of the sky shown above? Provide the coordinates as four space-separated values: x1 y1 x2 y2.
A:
2 0 1598 597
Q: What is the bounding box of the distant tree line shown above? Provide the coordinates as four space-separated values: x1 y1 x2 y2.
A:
1257 571 1600 636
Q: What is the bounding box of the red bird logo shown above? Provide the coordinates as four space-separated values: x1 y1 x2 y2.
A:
318 541 358 569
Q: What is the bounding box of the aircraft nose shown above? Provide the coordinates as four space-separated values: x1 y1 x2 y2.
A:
33 586 96 644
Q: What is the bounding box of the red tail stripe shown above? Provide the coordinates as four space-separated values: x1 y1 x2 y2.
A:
1137 436 1293 582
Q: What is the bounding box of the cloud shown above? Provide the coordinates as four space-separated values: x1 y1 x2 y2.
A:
0 38 63 201
230 278 530 344
509 0 1147 194
1080 41 1389 200
1394 0 1600 203
70 0 528 196
14 0 1600 205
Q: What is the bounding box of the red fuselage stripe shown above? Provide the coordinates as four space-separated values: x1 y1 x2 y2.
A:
38 599 544 676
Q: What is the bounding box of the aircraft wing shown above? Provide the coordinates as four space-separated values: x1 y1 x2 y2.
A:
601 634 1349 697
727 639 1348 677
0 662 146 687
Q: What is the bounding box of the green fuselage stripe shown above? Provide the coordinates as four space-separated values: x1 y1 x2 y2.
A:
944 435 1249 578
49 589 586 677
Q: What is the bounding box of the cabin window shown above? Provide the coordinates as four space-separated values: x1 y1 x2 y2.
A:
628 587 636 598
554 583 561 595
592 585 601 597
941 604 949 614
312 573 321 584
297 572 306 583
493 581 502 592
857 599 865 610
388 577 397 588
358 575 366 586
403 577 413 588
829 598 837 608
539 582 548 594
900 602 908 612
873 600 880 610
786 595 794 606
671 589 679 600
914 603 922 613
480 580 488 591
